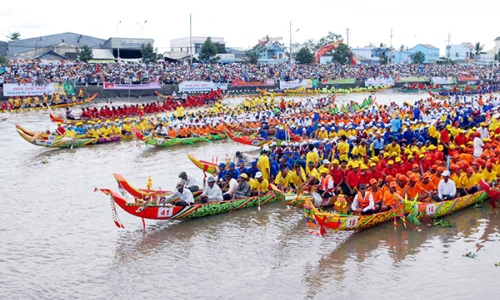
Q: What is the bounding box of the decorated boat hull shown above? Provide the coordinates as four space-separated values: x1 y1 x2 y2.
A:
16 124 121 148
403 191 487 219
224 128 270 147
98 188 278 221
1 93 98 113
304 199 396 232
187 153 218 175
144 133 226 147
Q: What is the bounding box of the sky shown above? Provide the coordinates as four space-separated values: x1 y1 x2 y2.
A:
1 0 499 56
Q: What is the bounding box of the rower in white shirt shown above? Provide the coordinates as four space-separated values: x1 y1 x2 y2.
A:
200 176 223 203
435 171 456 202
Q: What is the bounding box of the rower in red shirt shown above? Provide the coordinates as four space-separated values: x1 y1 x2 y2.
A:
382 160 398 177
367 162 383 182
345 163 361 195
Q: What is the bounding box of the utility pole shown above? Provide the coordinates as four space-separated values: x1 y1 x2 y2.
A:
446 32 451 60
117 21 121 59
289 21 292 64
389 28 393 64
190 14 193 65
346 28 350 46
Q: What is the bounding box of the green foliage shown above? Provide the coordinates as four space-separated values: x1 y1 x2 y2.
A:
412 51 425 64
141 43 158 63
246 45 266 64
317 32 342 49
6 31 21 41
295 47 314 64
331 43 352 64
215 43 227 54
78 45 93 63
199 37 219 62
0 54 8 66
475 42 485 56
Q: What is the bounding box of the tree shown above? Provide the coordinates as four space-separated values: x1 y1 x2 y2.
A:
0 54 8 66
78 45 93 63
141 43 158 63
295 47 314 64
399 45 405 52
317 32 342 49
246 45 266 64
331 43 353 64
380 43 386 48
199 37 219 62
215 43 227 54
474 42 485 60
379 53 388 64
6 32 21 41
496 49 500 61
412 51 425 64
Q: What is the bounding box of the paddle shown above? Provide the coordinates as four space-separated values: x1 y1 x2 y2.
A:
257 184 261 210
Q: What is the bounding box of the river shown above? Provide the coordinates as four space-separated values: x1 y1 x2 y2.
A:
1 91 499 300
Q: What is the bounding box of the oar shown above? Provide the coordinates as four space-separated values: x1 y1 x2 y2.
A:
257 185 261 210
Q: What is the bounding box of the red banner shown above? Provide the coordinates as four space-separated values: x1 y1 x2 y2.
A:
231 79 275 87
457 75 479 81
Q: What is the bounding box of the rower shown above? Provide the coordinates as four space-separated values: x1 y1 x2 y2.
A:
200 176 223 203
318 169 335 200
155 123 168 136
178 171 199 192
351 184 375 215
436 170 457 201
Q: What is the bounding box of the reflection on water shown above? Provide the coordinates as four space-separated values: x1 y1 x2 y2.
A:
1 94 500 299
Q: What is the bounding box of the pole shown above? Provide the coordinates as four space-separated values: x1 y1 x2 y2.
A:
389 28 393 64
346 28 350 46
190 14 193 65
117 21 121 59
290 21 292 64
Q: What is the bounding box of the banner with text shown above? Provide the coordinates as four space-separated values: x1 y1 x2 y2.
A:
103 82 161 90
321 78 356 84
457 75 479 81
431 77 456 85
3 83 55 96
279 79 312 90
179 81 228 92
396 76 429 83
364 77 395 87
231 79 275 87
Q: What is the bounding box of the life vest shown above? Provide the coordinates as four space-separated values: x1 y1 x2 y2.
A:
320 175 334 192
357 191 372 209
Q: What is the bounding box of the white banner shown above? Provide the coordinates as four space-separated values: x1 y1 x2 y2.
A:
178 81 228 92
3 83 55 97
279 79 311 90
431 77 456 85
364 78 395 87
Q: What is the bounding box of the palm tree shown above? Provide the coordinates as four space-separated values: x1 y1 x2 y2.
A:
475 42 485 60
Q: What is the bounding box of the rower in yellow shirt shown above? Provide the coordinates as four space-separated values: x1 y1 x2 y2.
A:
459 168 479 195
482 163 498 184
337 136 350 162
385 139 401 155
249 172 269 195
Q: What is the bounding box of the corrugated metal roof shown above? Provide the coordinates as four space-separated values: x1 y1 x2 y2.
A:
416 44 439 49
7 32 106 55
92 49 115 59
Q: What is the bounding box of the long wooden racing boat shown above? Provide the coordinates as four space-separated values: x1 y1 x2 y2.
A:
97 187 279 222
1 93 98 113
187 153 218 175
134 128 227 147
304 198 397 232
403 190 488 220
224 128 270 147
15 124 121 148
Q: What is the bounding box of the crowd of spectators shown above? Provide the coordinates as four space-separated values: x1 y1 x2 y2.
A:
1 61 499 87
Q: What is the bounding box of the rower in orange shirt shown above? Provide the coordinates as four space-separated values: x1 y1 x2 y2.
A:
368 178 384 212
167 125 177 138
382 182 400 212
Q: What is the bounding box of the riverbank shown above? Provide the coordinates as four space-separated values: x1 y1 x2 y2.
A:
0 79 479 100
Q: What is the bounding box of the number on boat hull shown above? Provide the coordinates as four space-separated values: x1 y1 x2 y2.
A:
157 207 173 218
346 217 358 228
426 204 435 215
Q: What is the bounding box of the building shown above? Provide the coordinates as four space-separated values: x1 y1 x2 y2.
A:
7 32 106 60
483 37 500 63
445 43 474 63
89 49 116 63
410 44 440 64
0 41 7 56
169 36 225 58
101 37 154 59
391 51 415 64
351 47 375 60
257 37 286 64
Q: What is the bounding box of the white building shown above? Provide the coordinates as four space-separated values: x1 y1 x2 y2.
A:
169 36 225 57
483 37 500 63
445 43 474 63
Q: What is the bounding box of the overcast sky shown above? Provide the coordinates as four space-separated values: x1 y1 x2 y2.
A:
1 0 499 55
